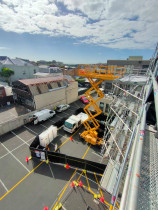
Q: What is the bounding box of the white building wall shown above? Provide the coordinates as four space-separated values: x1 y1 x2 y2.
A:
34 88 66 110
33 82 78 110
0 64 39 83
66 82 78 104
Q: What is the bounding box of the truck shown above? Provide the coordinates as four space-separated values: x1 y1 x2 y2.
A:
30 109 56 125
63 112 88 133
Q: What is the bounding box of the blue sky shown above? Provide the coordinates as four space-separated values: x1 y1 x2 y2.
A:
0 0 157 64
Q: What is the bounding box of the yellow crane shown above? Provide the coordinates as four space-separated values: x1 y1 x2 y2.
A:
78 65 125 146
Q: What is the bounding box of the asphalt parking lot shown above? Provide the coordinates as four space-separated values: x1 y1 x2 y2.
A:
0 98 105 210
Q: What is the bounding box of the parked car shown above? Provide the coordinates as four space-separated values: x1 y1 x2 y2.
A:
56 104 70 112
80 96 89 104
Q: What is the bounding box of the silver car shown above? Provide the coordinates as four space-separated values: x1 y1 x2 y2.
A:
56 104 70 112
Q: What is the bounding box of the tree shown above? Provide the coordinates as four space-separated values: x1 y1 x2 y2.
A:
0 67 14 85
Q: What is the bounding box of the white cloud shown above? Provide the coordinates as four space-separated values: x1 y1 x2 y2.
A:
0 0 158 49
0 46 9 50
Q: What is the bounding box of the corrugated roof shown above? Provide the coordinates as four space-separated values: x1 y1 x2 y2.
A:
0 57 34 66
10 58 34 66
19 76 65 86
1 58 14 65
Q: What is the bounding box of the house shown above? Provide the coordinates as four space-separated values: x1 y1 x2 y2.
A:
36 66 63 78
12 76 78 110
0 57 39 83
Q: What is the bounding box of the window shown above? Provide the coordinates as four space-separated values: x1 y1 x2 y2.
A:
47 83 52 89
99 102 104 111
36 86 41 94
57 82 61 87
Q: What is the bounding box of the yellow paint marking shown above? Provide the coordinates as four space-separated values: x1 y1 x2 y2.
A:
53 168 77 210
0 127 82 201
116 201 119 208
0 160 44 201
82 145 91 159
77 170 84 182
85 171 90 190
53 145 91 210
94 172 103 197
55 127 82 151
94 172 110 207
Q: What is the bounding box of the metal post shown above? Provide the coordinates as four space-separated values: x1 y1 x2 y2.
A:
152 75 158 129
109 113 142 210
119 123 140 210
126 105 147 209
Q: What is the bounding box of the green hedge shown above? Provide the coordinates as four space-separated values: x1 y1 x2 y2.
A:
75 78 85 83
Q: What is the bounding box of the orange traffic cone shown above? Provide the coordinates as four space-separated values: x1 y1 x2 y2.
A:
78 180 83 187
26 156 29 162
65 163 70 169
70 181 75 188
70 136 73 141
100 197 104 203
43 206 48 210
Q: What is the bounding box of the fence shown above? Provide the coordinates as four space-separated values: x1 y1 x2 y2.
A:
29 137 106 174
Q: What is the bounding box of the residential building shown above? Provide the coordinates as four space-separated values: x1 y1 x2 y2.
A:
0 56 39 83
36 66 63 78
12 76 78 110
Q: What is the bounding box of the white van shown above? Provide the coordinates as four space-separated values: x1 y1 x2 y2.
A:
31 109 56 125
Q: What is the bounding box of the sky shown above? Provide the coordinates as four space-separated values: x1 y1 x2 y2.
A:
0 0 158 64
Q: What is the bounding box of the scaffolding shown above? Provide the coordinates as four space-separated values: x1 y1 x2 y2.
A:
114 43 158 210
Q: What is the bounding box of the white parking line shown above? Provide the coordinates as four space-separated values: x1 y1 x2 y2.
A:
0 142 30 173
69 106 78 110
11 131 29 146
92 151 102 158
73 102 81 108
55 115 62 119
24 125 38 135
0 179 8 192
48 119 55 123
0 137 35 160
58 134 68 139
60 112 69 116
40 124 47 129
48 163 54 178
